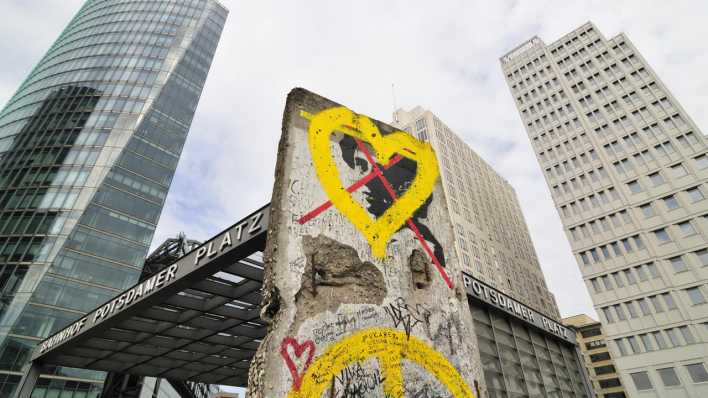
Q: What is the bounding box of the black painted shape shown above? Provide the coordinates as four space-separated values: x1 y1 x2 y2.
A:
338 135 446 267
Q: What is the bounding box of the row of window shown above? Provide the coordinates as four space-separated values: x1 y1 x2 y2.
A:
505 26 597 81
552 166 611 198
548 157 603 187
555 37 603 68
601 292 679 323
579 234 644 266
538 133 594 164
533 122 590 153
590 262 660 293
638 186 705 217
651 216 705 245
626 157 707 195
563 201 630 228
569 186 705 244
528 111 581 138
562 185 621 213
631 363 708 391
616 324 700 357
580 216 705 267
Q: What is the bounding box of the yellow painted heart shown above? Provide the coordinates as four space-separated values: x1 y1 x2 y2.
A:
307 107 440 258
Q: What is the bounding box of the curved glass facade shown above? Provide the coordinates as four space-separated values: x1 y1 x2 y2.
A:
0 1 227 396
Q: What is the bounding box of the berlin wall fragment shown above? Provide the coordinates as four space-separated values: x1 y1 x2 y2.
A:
249 88 485 397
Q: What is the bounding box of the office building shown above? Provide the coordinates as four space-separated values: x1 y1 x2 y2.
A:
393 107 560 318
394 109 596 398
563 314 626 398
0 0 227 396
502 22 708 397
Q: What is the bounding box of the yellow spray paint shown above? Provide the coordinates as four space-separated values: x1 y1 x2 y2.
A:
287 328 474 398
305 107 440 258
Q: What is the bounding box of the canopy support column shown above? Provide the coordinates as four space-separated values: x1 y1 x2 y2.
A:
13 361 42 398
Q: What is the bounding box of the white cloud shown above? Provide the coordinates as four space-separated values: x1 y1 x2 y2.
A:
2 0 707 324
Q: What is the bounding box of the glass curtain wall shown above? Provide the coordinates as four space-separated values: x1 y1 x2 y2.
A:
0 1 227 396
472 304 590 398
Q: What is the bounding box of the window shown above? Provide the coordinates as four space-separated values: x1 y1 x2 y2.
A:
648 172 665 186
581 252 591 265
646 262 659 278
624 269 637 284
603 307 615 323
696 154 708 169
670 163 688 178
626 301 638 318
635 265 648 281
687 187 705 202
638 298 651 316
580 328 602 338
666 328 681 347
640 203 655 218
626 336 641 353
686 363 708 383
614 304 626 321
631 371 653 391
663 293 678 310
590 352 611 362
695 249 708 267
653 228 671 243
639 333 654 351
686 287 706 305
680 326 696 344
595 365 616 375
627 180 643 193
591 278 602 293
678 221 696 236
599 378 622 389
657 367 681 387
653 331 667 349
650 295 664 313
591 248 601 263
669 256 688 273
614 339 628 356
663 195 679 210
613 272 624 287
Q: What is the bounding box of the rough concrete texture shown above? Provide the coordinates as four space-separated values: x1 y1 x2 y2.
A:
249 88 486 398
296 235 386 319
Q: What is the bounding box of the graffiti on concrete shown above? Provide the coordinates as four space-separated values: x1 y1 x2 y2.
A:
384 297 431 339
249 89 484 398
298 107 452 289
286 328 474 398
280 337 316 391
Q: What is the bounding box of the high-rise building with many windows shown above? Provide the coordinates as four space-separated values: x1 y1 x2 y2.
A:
392 107 560 319
0 1 227 396
502 22 708 397
393 109 598 398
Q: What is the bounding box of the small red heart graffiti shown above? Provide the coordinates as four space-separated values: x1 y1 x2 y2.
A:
280 336 315 390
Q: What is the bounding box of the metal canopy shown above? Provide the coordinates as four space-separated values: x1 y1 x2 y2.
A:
31 204 271 388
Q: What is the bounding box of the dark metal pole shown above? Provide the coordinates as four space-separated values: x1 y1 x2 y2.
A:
12 361 42 398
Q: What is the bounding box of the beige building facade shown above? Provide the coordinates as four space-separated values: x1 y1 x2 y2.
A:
392 107 560 319
563 314 627 398
392 109 597 397
502 22 708 397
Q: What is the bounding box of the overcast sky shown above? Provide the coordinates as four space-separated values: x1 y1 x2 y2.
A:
2 1 707 322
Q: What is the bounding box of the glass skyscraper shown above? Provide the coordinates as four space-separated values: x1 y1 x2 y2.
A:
0 1 227 396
